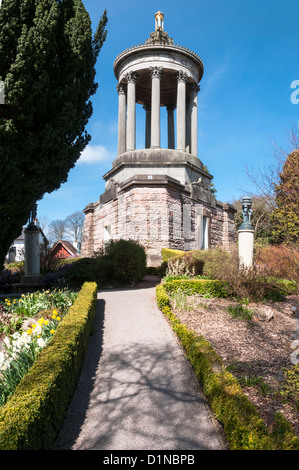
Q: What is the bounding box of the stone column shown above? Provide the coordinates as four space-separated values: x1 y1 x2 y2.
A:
167 104 175 149
238 196 254 269
20 223 42 286
177 70 188 151
24 226 40 277
150 66 163 149
190 83 200 157
186 94 191 153
117 83 126 156
125 71 137 152
143 104 151 149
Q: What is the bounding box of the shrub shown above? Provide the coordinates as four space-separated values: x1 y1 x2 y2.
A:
165 248 232 279
64 257 113 287
105 239 146 283
198 249 286 302
167 251 204 277
0 269 21 293
161 248 185 262
163 278 229 298
0 282 97 450
255 244 299 282
64 240 146 286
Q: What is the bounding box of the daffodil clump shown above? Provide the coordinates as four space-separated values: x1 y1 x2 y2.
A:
2 288 77 317
0 309 63 406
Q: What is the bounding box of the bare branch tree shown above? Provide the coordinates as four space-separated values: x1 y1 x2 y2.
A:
65 211 85 247
48 219 68 244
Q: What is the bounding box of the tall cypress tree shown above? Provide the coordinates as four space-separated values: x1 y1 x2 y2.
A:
0 0 107 266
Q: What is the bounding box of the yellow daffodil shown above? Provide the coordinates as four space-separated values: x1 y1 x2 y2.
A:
27 329 32 335
56 316 61 322
50 329 55 335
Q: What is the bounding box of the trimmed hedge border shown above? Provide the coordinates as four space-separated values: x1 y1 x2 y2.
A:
161 248 186 262
0 281 98 450
163 278 229 298
156 283 299 450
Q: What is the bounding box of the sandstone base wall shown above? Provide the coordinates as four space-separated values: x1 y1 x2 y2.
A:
81 178 237 266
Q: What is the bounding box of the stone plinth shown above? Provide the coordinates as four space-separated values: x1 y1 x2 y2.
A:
238 228 254 269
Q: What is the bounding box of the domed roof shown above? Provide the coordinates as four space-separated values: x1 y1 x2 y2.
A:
113 12 204 84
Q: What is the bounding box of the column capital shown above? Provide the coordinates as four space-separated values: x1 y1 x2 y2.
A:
117 82 126 94
125 71 138 83
189 82 200 93
177 70 188 83
149 66 163 79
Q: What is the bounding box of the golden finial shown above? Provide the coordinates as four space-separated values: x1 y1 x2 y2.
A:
155 11 164 31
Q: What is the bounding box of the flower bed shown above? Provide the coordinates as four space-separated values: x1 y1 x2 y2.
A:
0 308 66 407
156 283 299 450
0 282 97 450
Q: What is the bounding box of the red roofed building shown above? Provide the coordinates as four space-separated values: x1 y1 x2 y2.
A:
50 240 78 259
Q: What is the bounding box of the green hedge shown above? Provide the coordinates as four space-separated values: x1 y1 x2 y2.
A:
163 278 229 298
272 279 298 295
156 283 299 450
161 248 186 262
0 282 98 450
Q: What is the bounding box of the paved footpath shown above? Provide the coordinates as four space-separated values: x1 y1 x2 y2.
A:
55 279 225 450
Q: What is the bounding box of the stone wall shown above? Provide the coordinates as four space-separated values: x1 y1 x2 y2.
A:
81 177 237 264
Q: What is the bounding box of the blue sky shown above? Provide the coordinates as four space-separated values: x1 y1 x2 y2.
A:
37 0 299 229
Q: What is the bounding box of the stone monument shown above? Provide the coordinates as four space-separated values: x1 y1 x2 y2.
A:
81 12 237 265
21 204 42 287
238 196 254 268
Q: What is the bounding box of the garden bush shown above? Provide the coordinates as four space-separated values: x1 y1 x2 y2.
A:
255 244 299 282
162 246 297 301
64 257 113 287
163 278 229 298
0 269 21 293
167 251 205 277
196 248 289 302
161 248 185 262
65 240 146 286
0 282 97 450
104 239 146 283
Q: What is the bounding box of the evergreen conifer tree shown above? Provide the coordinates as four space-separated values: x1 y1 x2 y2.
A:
0 0 107 266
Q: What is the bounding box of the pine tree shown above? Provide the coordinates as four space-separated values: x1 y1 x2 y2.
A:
0 0 107 266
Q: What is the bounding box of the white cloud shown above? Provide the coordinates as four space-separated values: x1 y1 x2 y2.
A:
78 144 114 164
